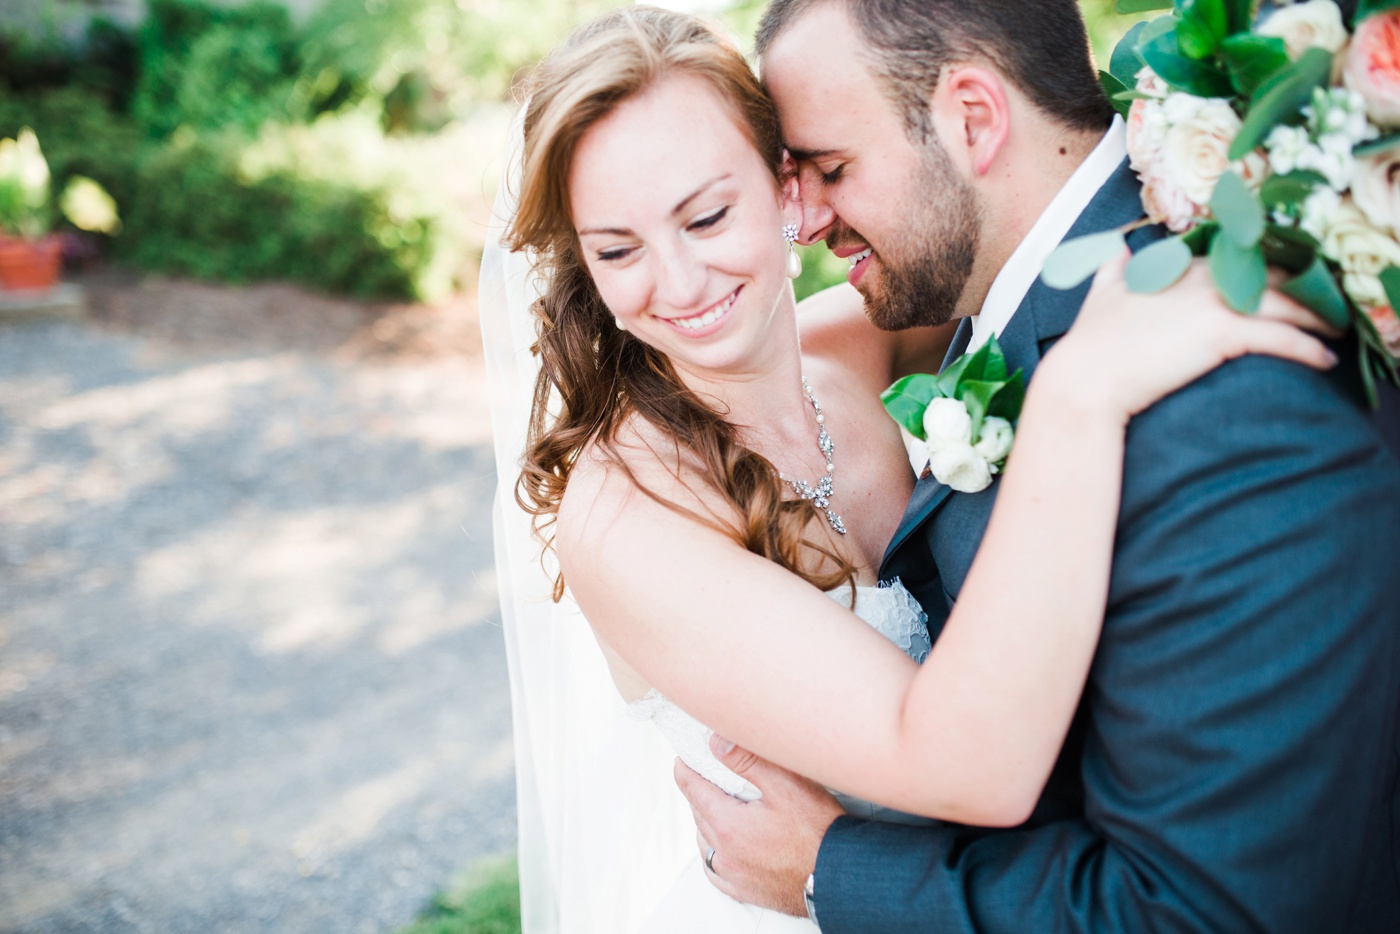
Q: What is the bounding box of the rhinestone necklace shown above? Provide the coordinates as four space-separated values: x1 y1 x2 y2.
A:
777 376 847 535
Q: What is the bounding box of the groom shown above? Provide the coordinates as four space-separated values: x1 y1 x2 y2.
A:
676 0 1400 930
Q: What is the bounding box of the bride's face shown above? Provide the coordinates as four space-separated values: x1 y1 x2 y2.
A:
569 74 794 379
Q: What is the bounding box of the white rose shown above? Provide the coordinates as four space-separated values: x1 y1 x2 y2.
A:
1161 98 1245 206
1300 185 1343 241
1351 149 1400 236
973 416 1014 464
1321 200 1400 308
929 443 994 494
1127 96 1169 174
1258 0 1349 60
1134 65 1170 99
922 397 972 448
1265 124 1311 175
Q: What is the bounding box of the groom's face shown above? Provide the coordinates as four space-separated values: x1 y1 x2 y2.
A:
762 3 981 330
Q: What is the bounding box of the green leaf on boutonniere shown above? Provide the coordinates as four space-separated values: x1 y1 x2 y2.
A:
1259 170 1326 210
881 373 943 439
1126 236 1193 293
1141 24 1234 96
1209 235 1267 313
1279 256 1352 330
1358 1 1400 23
1230 47 1333 161
1354 133 1400 158
986 370 1027 423
1100 71 1133 118
1042 228 1126 289
959 379 1002 439
1220 34 1290 97
1110 20 1151 85
1210 170 1266 248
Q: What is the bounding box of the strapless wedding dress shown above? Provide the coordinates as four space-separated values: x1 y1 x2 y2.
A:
629 581 934 933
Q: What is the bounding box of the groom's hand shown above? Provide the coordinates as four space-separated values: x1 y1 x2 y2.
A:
674 734 845 916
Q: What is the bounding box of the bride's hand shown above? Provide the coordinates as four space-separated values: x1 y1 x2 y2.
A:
1042 249 1342 423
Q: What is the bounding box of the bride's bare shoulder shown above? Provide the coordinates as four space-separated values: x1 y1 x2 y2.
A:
556 415 725 552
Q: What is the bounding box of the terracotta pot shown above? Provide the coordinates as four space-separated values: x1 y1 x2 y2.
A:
0 234 63 291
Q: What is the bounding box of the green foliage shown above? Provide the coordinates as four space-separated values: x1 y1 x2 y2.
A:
1282 257 1354 330
793 242 850 301
1229 47 1334 160
394 855 522 934
1207 231 1267 313
130 0 299 138
1043 228 1127 289
883 337 1025 441
1209 170 1265 249
117 119 462 301
1125 236 1193 292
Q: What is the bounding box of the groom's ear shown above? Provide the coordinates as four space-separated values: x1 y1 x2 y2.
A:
930 65 1011 179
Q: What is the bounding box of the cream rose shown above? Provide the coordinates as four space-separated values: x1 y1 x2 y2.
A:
1321 200 1400 308
1259 0 1349 60
1351 149 1400 236
929 443 993 494
1136 97 1256 231
922 397 972 447
973 416 1014 464
1344 10 1400 128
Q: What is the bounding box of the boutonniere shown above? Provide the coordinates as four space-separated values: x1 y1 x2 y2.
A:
881 335 1026 494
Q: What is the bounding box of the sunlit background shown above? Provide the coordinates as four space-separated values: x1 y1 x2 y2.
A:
0 2 1142 932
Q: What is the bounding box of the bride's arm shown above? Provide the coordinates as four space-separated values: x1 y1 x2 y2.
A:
561 257 1337 824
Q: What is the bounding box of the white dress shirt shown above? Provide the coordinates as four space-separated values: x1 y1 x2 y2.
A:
966 115 1128 353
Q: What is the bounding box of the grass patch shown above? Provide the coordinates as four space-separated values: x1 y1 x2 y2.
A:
393 854 522 934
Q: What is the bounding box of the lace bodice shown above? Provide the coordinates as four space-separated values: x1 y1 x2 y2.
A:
628 580 931 812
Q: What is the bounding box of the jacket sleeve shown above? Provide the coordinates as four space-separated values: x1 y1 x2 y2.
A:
816 354 1400 933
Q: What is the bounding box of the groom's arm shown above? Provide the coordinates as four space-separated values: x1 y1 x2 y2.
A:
814 353 1400 933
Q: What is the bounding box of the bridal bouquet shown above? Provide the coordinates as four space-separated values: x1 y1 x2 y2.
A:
1045 0 1400 406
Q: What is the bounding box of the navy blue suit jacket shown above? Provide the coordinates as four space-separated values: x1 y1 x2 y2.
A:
816 161 1400 932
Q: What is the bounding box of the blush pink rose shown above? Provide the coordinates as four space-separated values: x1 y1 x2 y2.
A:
1363 304 1400 357
1344 11 1400 127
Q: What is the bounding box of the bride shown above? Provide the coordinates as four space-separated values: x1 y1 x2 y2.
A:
481 6 1336 932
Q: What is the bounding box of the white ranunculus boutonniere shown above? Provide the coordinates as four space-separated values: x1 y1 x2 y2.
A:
881 336 1026 494
1048 0 1400 409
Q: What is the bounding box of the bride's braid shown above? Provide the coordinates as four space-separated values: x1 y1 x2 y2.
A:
507 6 856 602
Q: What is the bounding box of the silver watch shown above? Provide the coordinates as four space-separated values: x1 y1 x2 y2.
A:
803 872 819 928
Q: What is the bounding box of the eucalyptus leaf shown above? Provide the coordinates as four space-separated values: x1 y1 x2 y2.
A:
1110 20 1151 84
1210 170 1266 248
1115 0 1173 11
1355 133 1400 158
1125 236 1194 293
980 334 1010 384
1100 71 1133 118
1279 257 1352 330
1113 90 1156 102
1230 47 1333 161
1220 33 1289 97
1208 235 1267 312
1042 228 1126 290
959 380 1001 439
1258 170 1326 209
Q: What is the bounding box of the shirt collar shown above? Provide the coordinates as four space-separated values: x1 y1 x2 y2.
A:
967 115 1128 353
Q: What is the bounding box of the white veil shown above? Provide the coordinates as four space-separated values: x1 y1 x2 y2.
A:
479 108 694 934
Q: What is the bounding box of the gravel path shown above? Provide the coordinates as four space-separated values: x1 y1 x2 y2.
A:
0 303 513 933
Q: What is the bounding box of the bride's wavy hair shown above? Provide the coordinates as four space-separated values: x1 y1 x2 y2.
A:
506 5 856 601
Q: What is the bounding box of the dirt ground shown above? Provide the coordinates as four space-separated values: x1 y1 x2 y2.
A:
0 268 516 933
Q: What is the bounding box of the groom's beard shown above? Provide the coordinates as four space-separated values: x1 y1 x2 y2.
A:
860 143 981 332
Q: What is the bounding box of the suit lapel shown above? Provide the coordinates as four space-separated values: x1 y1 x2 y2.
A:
881 158 1147 574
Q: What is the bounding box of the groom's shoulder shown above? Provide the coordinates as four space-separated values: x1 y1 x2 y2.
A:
1122 348 1400 513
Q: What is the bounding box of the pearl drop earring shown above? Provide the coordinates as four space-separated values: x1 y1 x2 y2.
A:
614 316 627 331
784 224 802 280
